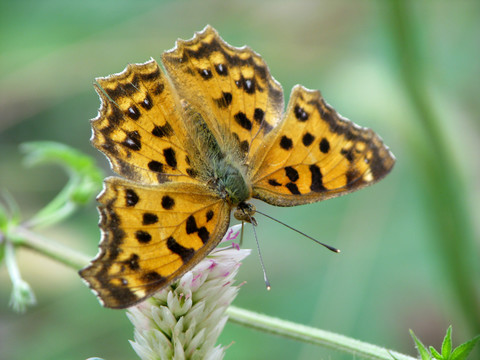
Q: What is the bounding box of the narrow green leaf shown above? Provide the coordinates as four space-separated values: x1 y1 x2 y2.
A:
441 326 452 358
410 329 431 360
20 141 103 228
450 335 480 360
429 346 442 359
1 190 21 226
20 141 103 196
0 203 8 231
0 238 5 265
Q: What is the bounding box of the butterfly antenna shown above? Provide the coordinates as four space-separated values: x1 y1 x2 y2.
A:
255 210 340 253
248 215 271 290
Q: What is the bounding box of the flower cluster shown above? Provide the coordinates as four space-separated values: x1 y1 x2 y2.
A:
127 225 249 360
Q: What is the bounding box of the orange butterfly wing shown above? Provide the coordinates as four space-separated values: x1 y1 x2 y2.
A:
250 85 395 206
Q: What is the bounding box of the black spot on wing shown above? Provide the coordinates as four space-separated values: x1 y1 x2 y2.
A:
268 179 281 187
138 66 161 82
286 182 300 195
123 253 140 271
125 189 139 207
235 76 256 94
302 132 315 147
135 230 152 243
254 108 264 124
122 131 141 151
163 148 177 168
104 86 124 102
319 138 330 153
206 210 214 222
152 122 173 138
161 195 175 210
153 83 164 95
148 161 164 173
234 112 252 131
309 164 326 192
341 148 355 162
167 236 194 263
280 136 293 150
186 215 198 234
127 105 141 120
240 140 249 153
215 63 228 76
197 227 210 244
199 68 213 79
294 105 309 121
285 166 299 182
214 92 233 108
185 215 210 244
142 213 158 225
141 94 153 110
186 168 198 178
142 271 165 285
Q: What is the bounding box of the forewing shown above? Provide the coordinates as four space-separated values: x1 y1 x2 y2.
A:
250 85 395 206
162 25 284 159
80 178 230 308
92 59 197 184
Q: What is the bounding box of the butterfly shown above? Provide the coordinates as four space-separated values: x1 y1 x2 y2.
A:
79 25 395 308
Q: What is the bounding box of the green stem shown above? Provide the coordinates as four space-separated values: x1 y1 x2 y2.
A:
25 178 78 229
227 306 415 360
8 227 415 358
13 226 90 270
387 0 480 334
5 240 22 287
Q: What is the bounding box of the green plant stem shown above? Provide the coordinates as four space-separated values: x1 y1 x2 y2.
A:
10 227 415 359
227 306 415 360
5 240 22 287
25 180 78 229
387 0 480 334
13 226 90 269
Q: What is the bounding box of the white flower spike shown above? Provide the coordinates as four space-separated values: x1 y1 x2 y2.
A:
127 225 250 360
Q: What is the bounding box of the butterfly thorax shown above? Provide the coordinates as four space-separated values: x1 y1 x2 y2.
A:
211 156 251 206
184 104 252 207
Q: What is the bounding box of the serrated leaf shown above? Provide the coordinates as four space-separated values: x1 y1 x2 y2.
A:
410 329 431 360
441 326 452 358
450 334 480 360
429 346 442 359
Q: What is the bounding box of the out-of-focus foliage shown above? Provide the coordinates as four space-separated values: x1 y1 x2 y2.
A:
411 327 480 360
1 1 479 359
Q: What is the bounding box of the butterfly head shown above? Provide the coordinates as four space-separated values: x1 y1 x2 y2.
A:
234 202 257 226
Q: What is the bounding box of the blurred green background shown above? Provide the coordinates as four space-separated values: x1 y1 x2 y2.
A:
1 0 479 359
